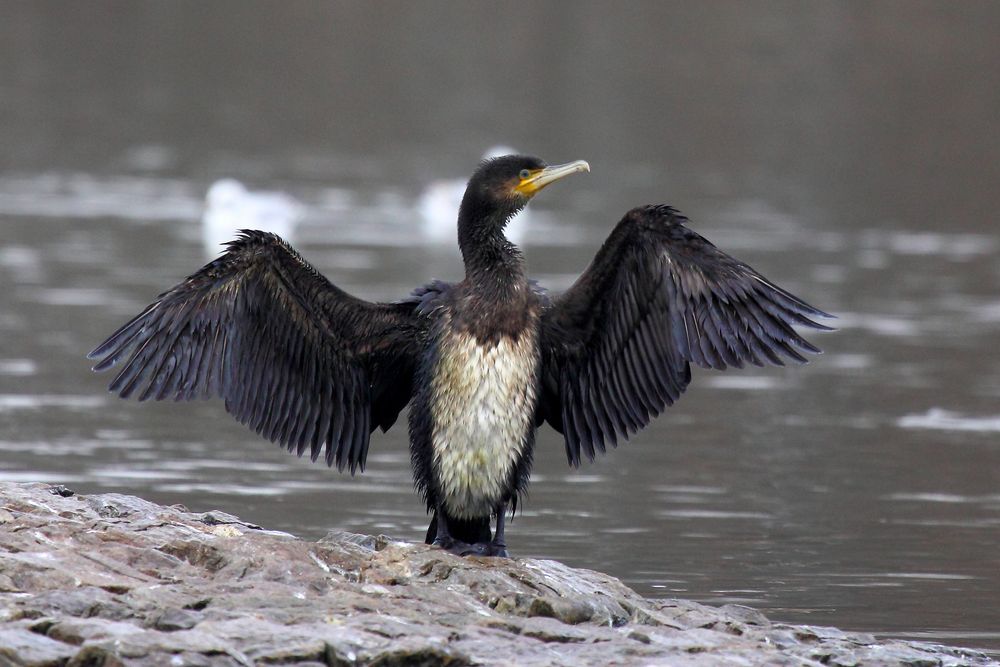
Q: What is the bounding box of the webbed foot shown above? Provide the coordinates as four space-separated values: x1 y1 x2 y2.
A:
428 503 512 558
484 540 509 558
432 536 489 557
432 537 509 557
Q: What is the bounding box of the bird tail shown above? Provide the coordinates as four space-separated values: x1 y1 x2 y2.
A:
424 511 491 545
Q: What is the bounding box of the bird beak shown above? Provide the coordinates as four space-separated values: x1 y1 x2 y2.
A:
516 160 590 197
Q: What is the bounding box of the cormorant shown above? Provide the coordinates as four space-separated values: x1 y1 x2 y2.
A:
89 155 832 557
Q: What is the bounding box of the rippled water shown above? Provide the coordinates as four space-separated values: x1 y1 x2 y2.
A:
2 3 999 654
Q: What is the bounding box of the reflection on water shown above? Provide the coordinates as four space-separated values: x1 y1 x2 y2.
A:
2 1 1000 655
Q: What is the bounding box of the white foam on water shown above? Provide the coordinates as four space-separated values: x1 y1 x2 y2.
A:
658 509 772 520
885 231 996 258
897 408 1000 433
0 471 86 483
834 312 922 337
0 172 203 221
704 376 782 390
0 359 37 376
0 394 106 411
887 492 1000 504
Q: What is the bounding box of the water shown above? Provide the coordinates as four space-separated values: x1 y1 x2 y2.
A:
2 2 999 654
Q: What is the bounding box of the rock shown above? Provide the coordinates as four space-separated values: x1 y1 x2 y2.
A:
0 482 996 667
0 626 77 666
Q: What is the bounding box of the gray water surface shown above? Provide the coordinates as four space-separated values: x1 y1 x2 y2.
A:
2 3 999 654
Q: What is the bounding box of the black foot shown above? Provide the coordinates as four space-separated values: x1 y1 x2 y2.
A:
432 537 510 558
485 541 509 558
432 536 489 557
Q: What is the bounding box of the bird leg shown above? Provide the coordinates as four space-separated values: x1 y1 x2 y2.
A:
430 507 487 557
429 504 511 558
485 502 509 558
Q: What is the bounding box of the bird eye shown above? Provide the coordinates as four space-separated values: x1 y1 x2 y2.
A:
519 169 531 180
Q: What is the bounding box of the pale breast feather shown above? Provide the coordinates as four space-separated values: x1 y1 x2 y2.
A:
429 323 539 519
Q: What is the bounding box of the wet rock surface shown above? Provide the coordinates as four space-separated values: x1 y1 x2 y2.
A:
0 482 995 667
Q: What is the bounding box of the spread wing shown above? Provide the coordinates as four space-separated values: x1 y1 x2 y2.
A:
88 230 426 473
538 205 833 467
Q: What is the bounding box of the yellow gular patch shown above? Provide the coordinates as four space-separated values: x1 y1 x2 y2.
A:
514 169 544 197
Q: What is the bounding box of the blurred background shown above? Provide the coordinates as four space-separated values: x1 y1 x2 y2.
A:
2 1 999 653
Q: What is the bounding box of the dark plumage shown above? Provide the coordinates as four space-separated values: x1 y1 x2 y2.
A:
89 155 832 556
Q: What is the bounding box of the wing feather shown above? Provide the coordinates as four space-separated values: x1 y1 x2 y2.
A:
540 205 833 466
89 230 425 474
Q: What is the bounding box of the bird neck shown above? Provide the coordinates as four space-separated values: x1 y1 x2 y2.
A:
458 209 527 298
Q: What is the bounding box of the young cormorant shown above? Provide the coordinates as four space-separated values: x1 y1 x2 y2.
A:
89 155 832 557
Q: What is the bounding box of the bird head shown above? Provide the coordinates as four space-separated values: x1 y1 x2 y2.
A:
459 155 590 232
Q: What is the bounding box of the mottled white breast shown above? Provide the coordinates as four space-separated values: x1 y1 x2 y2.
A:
429 325 539 519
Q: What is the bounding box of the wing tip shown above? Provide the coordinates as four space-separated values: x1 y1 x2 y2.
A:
805 308 837 328
87 337 120 363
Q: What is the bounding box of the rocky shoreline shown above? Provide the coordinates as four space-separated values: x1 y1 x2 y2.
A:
0 482 995 666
